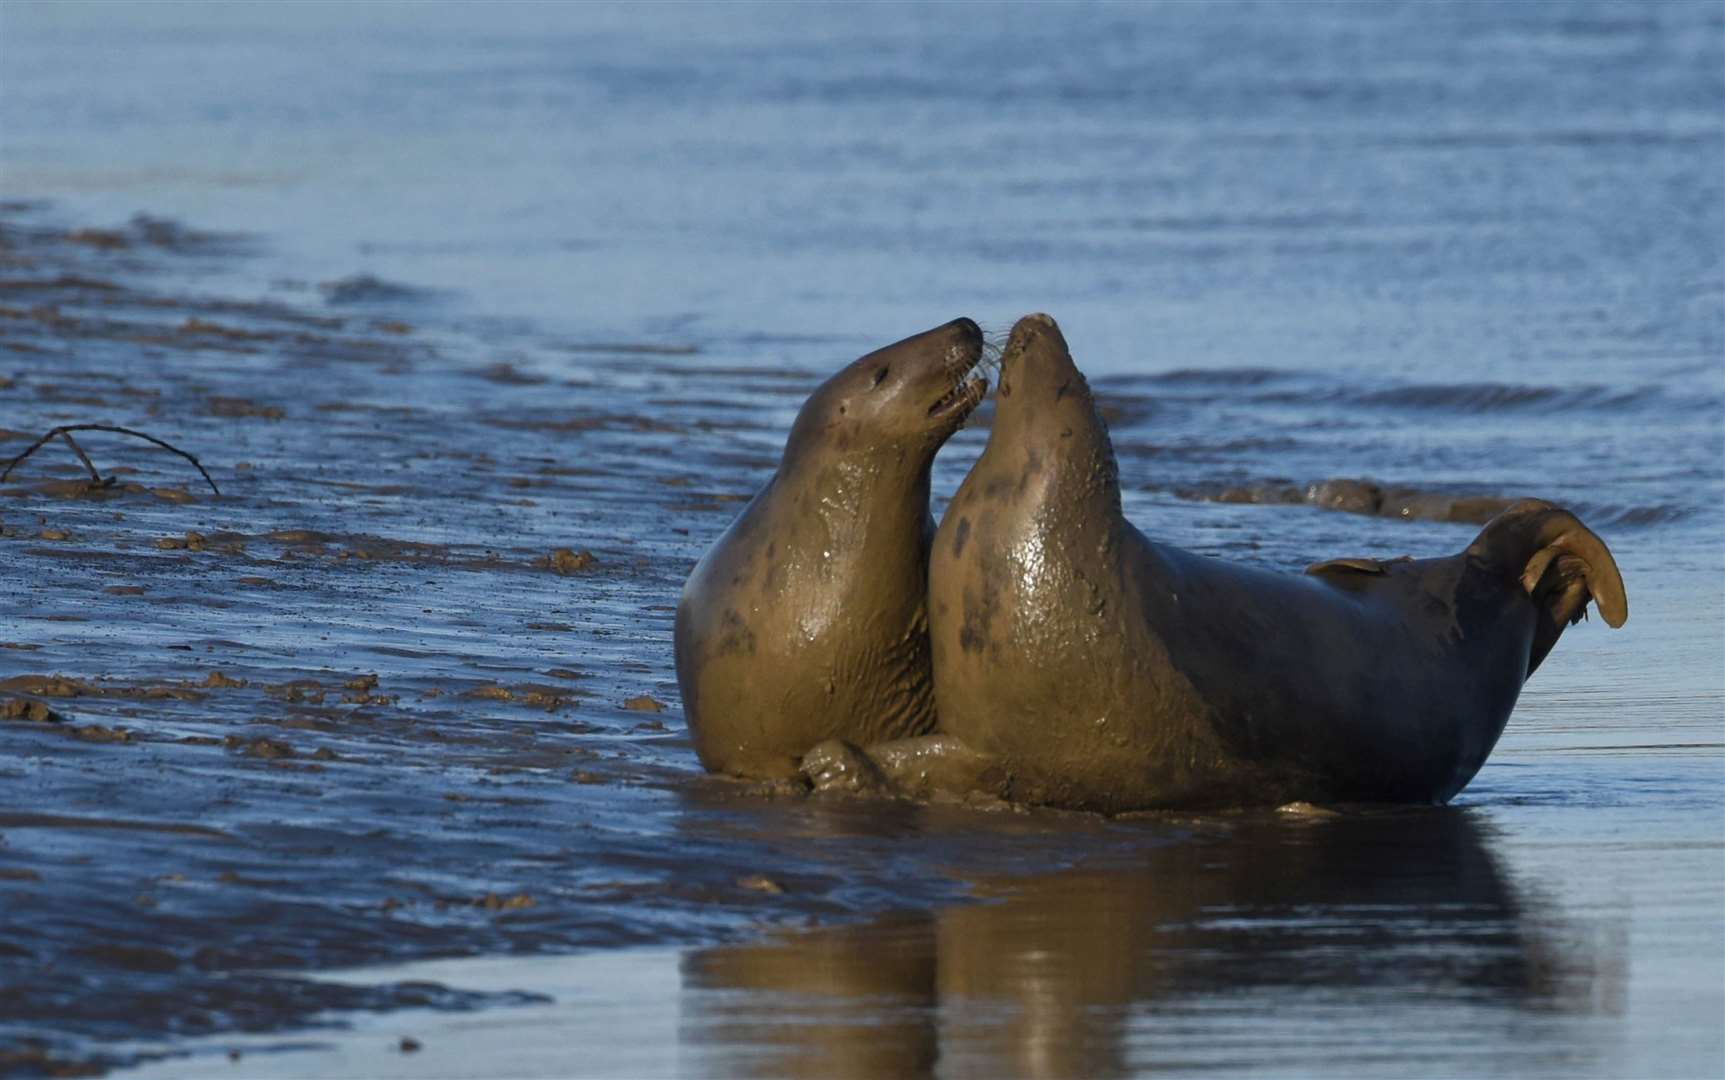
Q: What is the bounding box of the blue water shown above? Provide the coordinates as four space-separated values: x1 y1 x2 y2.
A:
3 2 1717 367
7 0 1719 539
3 1 1722 1076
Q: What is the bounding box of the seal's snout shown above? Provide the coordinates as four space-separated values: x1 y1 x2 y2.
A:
1004 313 1071 359
998 313 1079 404
926 318 988 433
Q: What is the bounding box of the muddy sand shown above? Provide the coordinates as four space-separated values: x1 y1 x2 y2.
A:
0 206 1178 1074
1 207 1720 1078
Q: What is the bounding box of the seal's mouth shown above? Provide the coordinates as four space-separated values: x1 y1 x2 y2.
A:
927 337 990 430
928 373 989 425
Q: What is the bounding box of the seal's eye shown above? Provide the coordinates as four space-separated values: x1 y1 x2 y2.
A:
871 366 890 387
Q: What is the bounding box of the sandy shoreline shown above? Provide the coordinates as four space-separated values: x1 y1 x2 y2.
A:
122 787 1725 1079
0 204 990 1072
2 204 1720 1078
121 950 687 1080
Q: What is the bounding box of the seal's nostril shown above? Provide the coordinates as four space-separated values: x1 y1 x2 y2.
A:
953 317 982 341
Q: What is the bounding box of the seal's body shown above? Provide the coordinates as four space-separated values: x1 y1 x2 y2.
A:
922 315 1626 812
677 319 986 779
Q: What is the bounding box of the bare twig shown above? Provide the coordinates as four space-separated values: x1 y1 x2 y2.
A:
1 424 220 495
57 429 104 485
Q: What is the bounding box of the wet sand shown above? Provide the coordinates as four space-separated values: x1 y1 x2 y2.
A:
2 206 1721 1078
0 206 1171 1073
129 801 1724 1079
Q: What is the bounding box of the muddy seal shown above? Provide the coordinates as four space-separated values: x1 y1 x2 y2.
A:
676 318 987 779
914 314 1627 812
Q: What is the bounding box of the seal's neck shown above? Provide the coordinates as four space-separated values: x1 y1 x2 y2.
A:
978 315 1125 539
967 397 1124 544
777 446 935 534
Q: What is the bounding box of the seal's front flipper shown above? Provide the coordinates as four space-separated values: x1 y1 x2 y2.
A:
1467 499 1628 676
801 739 893 795
865 734 1009 801
1304 555 1413 593
1305 555 1408 577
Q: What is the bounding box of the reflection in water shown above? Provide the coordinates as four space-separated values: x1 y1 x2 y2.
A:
682 914 941 1078
680 809 1617 1078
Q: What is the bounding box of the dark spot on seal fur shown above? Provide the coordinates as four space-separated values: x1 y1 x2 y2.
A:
1017 450 1044 495
959 567 1002 655
951 517 971 558
717 608 757 656
959 624 984 654
1055 378 1071 401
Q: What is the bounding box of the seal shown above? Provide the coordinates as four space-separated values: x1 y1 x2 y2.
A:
676 318 988 779
917 313 1627 812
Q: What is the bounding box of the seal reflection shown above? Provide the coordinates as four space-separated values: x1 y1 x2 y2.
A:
677 809 1612 1079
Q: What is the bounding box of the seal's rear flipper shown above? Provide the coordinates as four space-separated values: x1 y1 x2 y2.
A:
1467 499 1628 676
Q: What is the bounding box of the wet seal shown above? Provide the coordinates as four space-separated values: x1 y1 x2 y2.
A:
676 319 987 779
896 313 1627 813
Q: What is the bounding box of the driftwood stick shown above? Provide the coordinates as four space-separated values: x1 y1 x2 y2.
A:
57 429 105 485
1 424 220 495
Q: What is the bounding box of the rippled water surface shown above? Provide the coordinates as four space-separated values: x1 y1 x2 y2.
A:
2 1 1721 1076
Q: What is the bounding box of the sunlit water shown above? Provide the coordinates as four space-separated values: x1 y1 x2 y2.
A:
3 1 1721 1076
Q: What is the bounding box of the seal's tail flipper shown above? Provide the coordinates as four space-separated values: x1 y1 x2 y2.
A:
1467 499 1628 676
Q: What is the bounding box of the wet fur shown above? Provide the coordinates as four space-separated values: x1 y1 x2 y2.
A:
677 319 986 779
920 314 1628 812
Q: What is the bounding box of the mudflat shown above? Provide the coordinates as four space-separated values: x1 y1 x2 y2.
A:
2 1 1721 1074
2 203 1719 1079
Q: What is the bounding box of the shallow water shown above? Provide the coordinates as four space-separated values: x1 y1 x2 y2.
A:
1 1 1722 1076
125 788 1724 1079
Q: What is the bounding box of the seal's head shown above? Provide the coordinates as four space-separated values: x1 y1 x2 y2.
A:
785 317 988 469
984 313 1119 510
995 314 1103 432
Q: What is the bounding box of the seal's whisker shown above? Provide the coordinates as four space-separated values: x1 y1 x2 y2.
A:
973 328 1008 379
